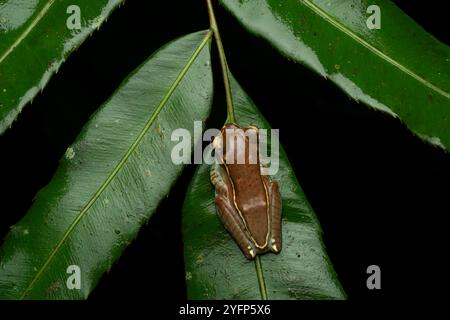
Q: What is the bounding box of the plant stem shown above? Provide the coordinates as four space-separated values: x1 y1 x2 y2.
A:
207 0 267 300
206 0 236 123
255 255 268 300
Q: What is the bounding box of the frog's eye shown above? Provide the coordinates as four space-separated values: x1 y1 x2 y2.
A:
212 133 223 149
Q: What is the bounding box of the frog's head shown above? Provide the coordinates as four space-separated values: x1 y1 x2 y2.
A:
213 124 260 166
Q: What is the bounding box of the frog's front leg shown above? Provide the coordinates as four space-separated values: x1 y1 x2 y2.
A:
215 195 257 259
264 178 282 253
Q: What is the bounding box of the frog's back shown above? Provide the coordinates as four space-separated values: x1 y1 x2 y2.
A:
227 162 269 248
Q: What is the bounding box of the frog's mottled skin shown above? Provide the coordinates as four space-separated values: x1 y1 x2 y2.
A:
211 124 282 259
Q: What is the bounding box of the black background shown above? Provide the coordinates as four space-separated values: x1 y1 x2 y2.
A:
0 0 448 305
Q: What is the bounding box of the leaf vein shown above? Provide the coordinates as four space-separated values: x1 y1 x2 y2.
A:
19 30 213 299
302 0 450 99
0 0 56 65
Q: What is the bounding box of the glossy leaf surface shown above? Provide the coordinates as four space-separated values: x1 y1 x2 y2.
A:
220 0 450 151
183 76 346 299
0 30 213 299
0 0 125 134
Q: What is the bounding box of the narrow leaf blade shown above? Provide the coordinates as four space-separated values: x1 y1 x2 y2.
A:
0 30 213 299
182 76 346 300
0 0 125 134
220 0 450 151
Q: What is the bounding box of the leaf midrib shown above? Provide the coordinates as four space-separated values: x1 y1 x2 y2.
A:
301 0 450 99
19 30 213 299
0 0 56 65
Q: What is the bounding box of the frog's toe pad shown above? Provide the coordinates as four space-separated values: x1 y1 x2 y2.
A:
270 238 281 253
247 246 256 259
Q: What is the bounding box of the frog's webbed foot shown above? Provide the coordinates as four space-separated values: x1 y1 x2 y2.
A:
215 195 257 260
265 179 282 254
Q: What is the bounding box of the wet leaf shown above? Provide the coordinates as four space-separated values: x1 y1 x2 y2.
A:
182 75 346 299
220 0 450 151
0 31 213 299
0 0 125 134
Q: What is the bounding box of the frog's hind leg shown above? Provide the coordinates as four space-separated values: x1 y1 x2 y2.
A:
265 178 282 253
215 195 257 260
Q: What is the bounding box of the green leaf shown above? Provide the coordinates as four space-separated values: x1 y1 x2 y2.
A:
220 0 450 151
182 75 346 300
0 30 213 299
0 0 125 134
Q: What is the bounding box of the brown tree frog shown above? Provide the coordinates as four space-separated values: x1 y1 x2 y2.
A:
211 124 282 259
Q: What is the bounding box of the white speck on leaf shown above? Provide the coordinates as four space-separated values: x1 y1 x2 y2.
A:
65 147 75 160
